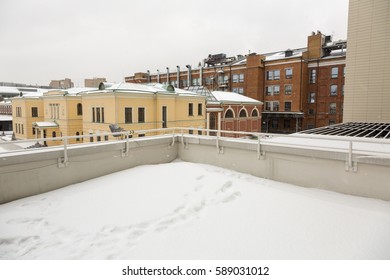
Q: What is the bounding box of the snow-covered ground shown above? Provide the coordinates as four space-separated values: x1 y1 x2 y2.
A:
1 160 390 260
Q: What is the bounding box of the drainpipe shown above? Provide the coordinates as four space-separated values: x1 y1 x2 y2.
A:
157 69 160 83
186 65 192 87
147 70 150 83
166 67 170 85
176 66 180 88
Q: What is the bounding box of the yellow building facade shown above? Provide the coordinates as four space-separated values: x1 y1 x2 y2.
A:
11 83 206 145
82 83 206 140
12 95 44 141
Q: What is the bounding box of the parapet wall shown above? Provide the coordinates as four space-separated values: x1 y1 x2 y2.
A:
0 137 177 204
1 134 390 204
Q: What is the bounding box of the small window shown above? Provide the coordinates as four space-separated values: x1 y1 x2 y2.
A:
138 107 145 123
239 109 247 118
285 85 292 95
309 69 316 83
77 103 83 116
329 102 337 114
52 131 56 138
273 70 280 80
76 132 80 142
309 92 316 103
284 101 292 112
285 68 293 79
330 85 338 96
266 71 273 80
188 103 193 116
125 107 133 123
331 67 339 78
198 103 203 116
273 85 280 95
96 108 101 123
225 109 234 118
31 107 38 118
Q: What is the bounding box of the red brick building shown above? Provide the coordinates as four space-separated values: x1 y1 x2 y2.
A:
207 91 262 136
126 31 346 134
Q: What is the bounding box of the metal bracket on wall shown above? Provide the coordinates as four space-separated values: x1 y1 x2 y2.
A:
345 141 357 172
168 134 175 148
345 160 358 172
57 157 69 168
257 139 266 160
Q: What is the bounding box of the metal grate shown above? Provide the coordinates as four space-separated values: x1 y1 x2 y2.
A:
299 122 390 139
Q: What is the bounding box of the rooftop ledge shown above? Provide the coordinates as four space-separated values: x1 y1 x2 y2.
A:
1 127 390 204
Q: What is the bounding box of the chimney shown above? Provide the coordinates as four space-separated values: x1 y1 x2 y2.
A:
157 69 160 83
166 67 170 85
186 65 191 87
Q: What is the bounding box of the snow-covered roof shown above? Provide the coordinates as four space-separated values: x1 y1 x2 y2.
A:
44 87 97 96
32 121 58 128
0 86 48 98
1 160 388 259
85 82 201 97
0 115 12 121
211 91 263 105
264 48 306 62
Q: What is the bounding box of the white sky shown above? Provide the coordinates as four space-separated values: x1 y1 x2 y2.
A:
0 0 349 87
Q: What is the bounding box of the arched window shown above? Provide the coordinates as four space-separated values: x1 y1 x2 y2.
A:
52 131 56 138
77 103 83 116
225 109 234 118
251 108 259 117
239 109 247 118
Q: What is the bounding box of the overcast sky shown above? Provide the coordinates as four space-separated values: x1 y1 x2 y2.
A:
0 0 349 86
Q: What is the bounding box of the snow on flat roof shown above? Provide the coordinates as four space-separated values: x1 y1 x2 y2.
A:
264 49 305 61
1 161 389 259
211 91 262 104
33 121 58 128
0 115 12 121
87 82 201 97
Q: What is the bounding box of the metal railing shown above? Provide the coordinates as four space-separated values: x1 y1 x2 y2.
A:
1 127 390 172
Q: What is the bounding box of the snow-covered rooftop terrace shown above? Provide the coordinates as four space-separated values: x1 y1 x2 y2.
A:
1 160 389 260
1 128 390 260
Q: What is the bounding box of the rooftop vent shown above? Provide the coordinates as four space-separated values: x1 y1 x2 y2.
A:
285 49 293 57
